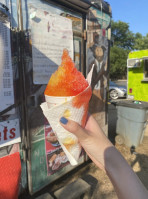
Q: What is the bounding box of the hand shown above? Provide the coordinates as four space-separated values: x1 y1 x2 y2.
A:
60 115 148 199
60 115 113 171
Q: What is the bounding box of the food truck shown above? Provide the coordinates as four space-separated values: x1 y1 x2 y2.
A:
0 0 111 197
127 50 148 102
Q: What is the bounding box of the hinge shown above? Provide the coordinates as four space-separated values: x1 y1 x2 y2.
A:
22 135 31 162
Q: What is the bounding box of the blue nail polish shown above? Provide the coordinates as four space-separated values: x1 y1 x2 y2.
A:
60 117 68 124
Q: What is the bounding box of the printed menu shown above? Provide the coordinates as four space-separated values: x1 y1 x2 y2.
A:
0 20 14 114
30 8 73 84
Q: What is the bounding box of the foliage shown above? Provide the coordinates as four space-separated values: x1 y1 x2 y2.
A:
110 46 129 79
110 20 148 79
111 20 135 50
134 33 148 50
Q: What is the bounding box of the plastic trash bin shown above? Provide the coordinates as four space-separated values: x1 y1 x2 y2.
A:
115 100 148 148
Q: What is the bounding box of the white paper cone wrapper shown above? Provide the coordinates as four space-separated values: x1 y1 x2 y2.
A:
45 95 74 108
40 65 94 165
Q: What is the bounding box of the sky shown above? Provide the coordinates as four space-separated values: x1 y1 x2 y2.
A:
107 0 148 36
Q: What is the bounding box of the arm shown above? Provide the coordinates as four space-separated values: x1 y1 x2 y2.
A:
60 115 148 199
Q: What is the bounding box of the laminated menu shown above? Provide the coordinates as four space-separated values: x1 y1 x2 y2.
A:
40 49 93 165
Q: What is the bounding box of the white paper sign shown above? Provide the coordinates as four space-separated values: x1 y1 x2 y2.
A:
30 9 73 84
0 20 14 113
0 119 21 148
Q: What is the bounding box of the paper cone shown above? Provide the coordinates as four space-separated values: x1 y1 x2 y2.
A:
40 65 94 165
45 95 74 108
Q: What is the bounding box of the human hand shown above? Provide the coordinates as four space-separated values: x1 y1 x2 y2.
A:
60 115 148 199
60 115 113 171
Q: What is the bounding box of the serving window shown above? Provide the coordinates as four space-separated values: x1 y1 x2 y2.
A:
144 59 148 79
127 58 141 68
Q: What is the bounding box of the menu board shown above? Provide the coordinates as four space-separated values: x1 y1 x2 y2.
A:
30 8 73 84
0 20 14 114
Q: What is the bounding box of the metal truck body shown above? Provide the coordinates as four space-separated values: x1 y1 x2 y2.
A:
127 50 148 102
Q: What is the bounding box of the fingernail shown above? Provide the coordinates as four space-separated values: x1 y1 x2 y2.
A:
60 117 68 124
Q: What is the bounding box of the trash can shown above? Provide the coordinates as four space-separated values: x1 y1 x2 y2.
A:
115 100 148 148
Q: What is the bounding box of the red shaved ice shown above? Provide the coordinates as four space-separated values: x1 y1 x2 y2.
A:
44 49 89 96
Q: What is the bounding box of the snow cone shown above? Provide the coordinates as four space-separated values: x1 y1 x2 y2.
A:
41 49 93 165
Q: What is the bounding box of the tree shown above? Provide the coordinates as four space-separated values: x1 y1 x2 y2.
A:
110 46 129 79
110 20 133 79
111 20 135 50
110 20 148 79
134 33 148 50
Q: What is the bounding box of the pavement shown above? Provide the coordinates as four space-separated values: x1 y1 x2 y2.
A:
35 178 91 199
114 79 127 87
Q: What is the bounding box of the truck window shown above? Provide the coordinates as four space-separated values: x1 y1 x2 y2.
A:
144 59 148 79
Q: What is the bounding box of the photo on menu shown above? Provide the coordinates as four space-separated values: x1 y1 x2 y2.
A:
47 149 69 175
44 121 69 175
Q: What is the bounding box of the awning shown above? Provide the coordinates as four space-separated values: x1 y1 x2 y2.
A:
47 0 111 14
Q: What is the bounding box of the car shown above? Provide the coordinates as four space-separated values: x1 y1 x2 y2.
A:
109 80 127 100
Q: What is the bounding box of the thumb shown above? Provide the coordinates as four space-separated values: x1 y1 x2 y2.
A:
60 117 89 142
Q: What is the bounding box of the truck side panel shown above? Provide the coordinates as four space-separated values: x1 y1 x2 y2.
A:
128 50 148 102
